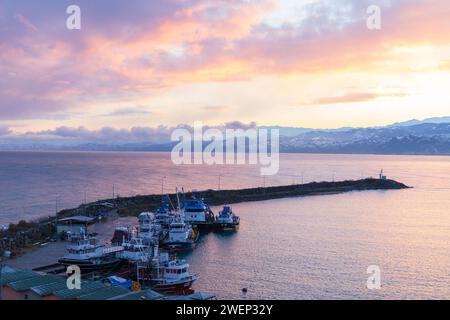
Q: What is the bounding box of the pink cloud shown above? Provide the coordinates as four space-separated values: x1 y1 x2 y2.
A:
14 13 38 32
1 0 450 121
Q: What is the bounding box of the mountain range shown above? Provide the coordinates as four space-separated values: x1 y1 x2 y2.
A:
1 116 450 155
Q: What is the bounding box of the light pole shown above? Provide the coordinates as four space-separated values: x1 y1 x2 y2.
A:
161 176 167 195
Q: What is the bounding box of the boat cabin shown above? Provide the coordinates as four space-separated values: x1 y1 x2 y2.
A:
56 216 96 237
183 199 214 224
164 261 190 280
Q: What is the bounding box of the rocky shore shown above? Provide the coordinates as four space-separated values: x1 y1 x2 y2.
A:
0 178 409 257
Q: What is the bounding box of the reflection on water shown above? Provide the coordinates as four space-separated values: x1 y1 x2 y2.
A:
1 152 450 299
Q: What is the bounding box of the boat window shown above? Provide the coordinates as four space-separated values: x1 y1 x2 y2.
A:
186 208 205 212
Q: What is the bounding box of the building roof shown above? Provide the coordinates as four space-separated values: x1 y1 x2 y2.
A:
8 274 60 292
110 289 164 300
111 290 216 301
78 285 130 300
1 268 145 300
31 278 68 296
0 270 36 285
58 216 95 224
178 292 217 300
54 281 106 299
0 265 16 274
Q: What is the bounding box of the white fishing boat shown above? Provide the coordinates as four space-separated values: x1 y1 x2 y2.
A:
162 216 199 252
214 206 240 230
155 196 173 226
138 212 157 242
111 226 131 246
118 236 152 263
58 232 124 273
183 196 215 228
149 259 199 294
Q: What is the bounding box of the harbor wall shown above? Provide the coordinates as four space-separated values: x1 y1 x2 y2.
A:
0 178 409 257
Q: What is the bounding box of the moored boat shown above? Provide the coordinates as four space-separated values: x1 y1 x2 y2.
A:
118 235 152 263
183 196 215 229
138 212 158 243
214 206 240 230
162 216 199 252
148 259 199 294
58 232 124 273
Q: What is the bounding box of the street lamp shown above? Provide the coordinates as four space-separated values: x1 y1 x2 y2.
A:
161 176 167 195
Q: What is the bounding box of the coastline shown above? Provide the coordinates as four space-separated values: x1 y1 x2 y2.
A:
0 178 410 258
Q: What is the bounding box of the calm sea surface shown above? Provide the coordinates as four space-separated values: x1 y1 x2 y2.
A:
1 151 450 299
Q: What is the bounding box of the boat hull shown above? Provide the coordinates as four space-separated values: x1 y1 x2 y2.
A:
58 258 123 273
214 222 239 231
161 241 196 252
150 277 198 294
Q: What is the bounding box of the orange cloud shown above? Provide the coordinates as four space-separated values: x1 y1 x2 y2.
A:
309 92 409 105
2 0 450 122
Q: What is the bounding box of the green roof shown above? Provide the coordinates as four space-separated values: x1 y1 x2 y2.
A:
8 274 61 292
31 278 68 296
110 289 164 301
54 281 106 299
78 285 130 300
0 270 36 285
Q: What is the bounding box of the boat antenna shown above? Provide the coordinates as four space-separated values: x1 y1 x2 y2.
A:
166 193 176 211
181 188 186 208
176 188 181 211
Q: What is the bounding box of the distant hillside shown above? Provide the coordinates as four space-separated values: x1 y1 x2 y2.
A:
281 123 450 155
1 117 450 155
389 116 450 127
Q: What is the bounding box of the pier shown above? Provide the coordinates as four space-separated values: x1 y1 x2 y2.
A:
0 178 409 257
111 178 409 217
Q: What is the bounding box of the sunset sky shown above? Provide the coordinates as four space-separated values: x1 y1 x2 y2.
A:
1 0 450 140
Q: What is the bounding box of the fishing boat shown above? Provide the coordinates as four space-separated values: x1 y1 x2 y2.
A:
162 217 199 252
183 196 215 229
138 212 158 243
111 226 131 246
118 235 152 263
214 206 240 230
155 195 173 225
128 242 198 294
148 259 199 294
58 232 124 273
152 196 175 240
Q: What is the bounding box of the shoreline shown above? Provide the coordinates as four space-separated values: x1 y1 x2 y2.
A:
0 178 410 257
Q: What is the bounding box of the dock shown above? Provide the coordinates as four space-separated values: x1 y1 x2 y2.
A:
1 178 409 261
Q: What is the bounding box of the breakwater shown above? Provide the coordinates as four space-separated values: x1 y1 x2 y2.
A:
0 178 409 256
111 178 409 216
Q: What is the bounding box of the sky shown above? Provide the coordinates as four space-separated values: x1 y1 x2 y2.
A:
1 0 450 143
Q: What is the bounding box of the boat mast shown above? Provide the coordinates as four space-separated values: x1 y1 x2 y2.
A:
176 188 181 211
